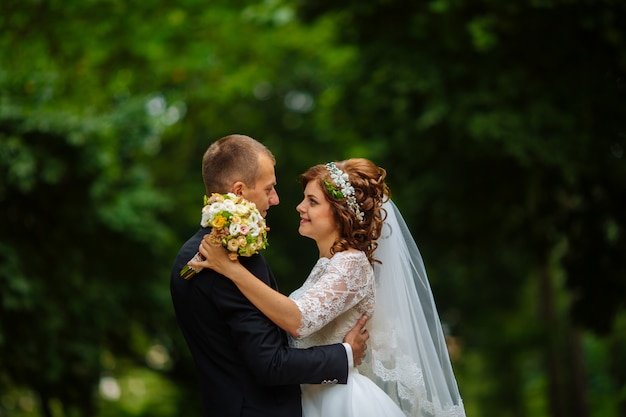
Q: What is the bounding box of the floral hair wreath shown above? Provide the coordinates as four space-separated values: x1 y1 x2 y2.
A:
323 162 365 222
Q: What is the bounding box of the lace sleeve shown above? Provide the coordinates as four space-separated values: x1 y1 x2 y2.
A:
293 252 374 338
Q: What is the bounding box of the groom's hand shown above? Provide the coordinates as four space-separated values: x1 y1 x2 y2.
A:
343 314 370 366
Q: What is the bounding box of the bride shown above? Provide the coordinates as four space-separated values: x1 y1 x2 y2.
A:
191 159 466 417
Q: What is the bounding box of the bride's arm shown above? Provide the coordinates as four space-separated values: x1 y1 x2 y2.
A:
189 235 303 336
190 237 369 339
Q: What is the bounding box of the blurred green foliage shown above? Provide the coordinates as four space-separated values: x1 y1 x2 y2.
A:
1 0 625 416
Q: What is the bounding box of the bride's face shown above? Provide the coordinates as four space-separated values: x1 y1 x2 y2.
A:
296 180 339 253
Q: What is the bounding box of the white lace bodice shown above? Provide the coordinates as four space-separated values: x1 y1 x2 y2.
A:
289 250 375 348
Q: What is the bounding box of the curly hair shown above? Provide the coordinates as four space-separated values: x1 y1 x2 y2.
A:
299 158 391 263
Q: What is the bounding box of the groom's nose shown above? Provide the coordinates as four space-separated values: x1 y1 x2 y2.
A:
269 188 279 206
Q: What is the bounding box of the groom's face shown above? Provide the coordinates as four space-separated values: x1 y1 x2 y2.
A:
242 153 279 218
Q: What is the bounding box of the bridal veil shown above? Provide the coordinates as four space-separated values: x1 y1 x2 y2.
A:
360 200 466 417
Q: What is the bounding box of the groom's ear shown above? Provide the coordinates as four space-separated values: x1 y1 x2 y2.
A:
231 181 245 196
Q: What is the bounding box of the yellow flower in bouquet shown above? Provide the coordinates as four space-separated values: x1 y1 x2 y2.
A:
180 193 269 280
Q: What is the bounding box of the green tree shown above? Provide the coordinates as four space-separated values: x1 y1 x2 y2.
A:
0 94 180 416
292 0 626 416
1 1 357 415
3 0 625 416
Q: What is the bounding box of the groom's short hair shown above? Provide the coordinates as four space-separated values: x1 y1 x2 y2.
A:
202 134 275 195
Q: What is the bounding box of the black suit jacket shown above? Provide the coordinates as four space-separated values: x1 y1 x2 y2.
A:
171 228 349 417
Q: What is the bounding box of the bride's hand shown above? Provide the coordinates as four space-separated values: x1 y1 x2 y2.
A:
188 235 242 279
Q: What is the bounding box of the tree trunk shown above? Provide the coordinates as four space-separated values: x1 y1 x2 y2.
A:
567 329 589 417
538 266 568 417
36 390 52 417
538 266 590 417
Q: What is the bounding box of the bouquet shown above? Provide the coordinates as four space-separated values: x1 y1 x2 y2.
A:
180 193 270 280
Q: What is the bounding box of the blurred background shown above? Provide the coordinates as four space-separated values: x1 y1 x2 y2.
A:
1 0 625 416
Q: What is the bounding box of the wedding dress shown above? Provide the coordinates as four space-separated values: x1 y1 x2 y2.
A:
289 201 466 417
290 250 405 417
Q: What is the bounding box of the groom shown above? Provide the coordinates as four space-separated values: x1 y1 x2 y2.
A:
170 134 369 417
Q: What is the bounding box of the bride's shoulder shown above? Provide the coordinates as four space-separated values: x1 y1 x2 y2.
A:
329 250 374 284
332 249 367 264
